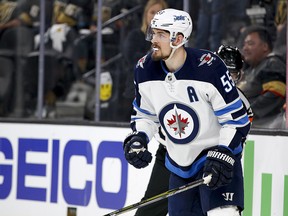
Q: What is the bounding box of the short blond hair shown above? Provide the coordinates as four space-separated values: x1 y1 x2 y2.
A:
140 0 168 33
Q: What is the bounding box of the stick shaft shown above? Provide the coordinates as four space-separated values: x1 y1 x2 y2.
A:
103 175 211 216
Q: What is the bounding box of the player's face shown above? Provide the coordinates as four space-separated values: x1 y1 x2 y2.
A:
150 29 172 61
242 32 269 67
229 69 242 83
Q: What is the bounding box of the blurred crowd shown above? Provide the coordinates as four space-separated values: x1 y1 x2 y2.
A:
0 0 286 129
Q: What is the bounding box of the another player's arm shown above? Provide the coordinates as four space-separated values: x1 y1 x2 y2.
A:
203 58 251 189
237 88 254 123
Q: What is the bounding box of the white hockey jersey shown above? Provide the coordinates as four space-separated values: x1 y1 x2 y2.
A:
131 48 251 178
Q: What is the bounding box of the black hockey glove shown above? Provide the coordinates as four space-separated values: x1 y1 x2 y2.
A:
123 131 152 169
203 147 235 190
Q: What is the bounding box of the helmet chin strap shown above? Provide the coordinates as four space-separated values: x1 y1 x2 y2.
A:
164 41 185 62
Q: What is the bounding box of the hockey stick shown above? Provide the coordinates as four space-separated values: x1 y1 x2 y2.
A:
103 174 212 216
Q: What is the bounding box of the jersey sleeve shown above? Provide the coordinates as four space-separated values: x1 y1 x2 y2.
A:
237 88 254 123
209 55 251 153
130 55 159 141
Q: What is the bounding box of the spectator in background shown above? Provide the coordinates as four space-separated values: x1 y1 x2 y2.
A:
243 0 278 42
273 22 286 64
194 0 226 51
273 0 286 61
0 1 21 36
0 0 50 52
220 0 250 46
0 0 49 116
275 0 287 32
72 2 109 77
21 0 94 118
53 0 94 30
0 0 46 37
237 25 286 128
50 0 94 58
268 0 286 129
73 0 132 76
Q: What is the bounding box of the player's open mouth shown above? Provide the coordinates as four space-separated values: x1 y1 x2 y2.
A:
153 47 159 51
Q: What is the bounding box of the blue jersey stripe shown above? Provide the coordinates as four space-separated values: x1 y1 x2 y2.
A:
131 117 159 124
233 144 243 155
219 144 243 155
214 99 243 116
165 155 206 178
133 100 156 116
220 115 249 126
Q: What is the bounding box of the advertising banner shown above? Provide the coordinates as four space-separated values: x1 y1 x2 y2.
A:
0 123 287 216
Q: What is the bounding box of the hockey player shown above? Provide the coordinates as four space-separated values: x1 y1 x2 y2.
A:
123 8 251 216
216 45 254 123
134 44 254 216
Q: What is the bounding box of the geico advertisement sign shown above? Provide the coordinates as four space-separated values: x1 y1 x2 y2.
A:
0 123 156 216
1 123 288 216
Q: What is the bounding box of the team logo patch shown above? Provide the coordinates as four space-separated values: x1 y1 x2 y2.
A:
222 192 234 201
198 53 215 67
173 15 185 21
136 55 147 69
159 103 199 144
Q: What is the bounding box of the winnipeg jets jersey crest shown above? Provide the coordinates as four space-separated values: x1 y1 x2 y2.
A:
131 48 250 178
159 103 199 144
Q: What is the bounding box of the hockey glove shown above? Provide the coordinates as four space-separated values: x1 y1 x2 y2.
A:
123 131 152 169
203 147 235 190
